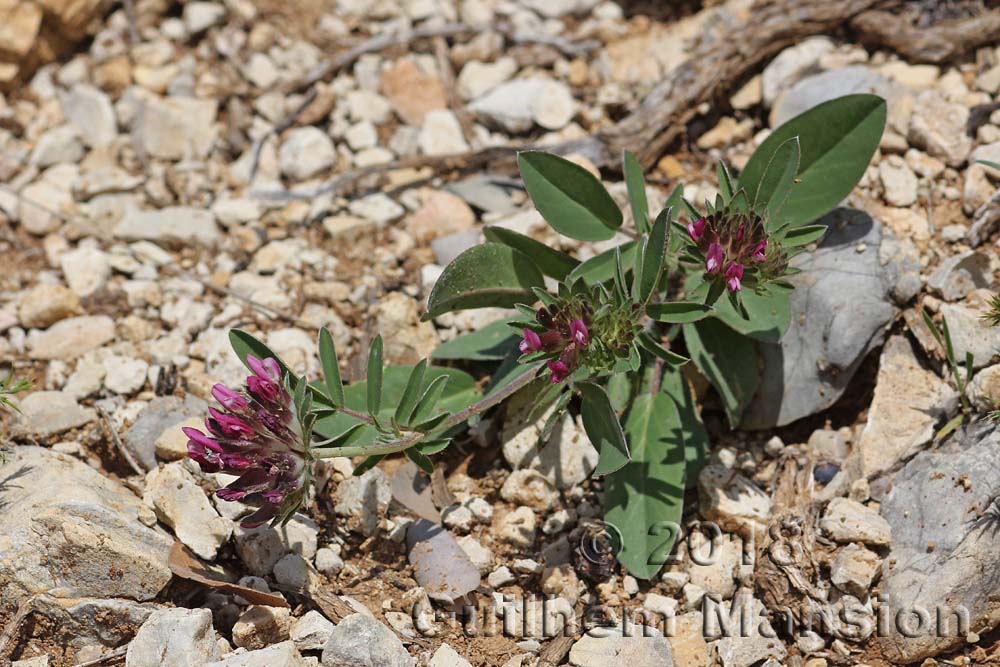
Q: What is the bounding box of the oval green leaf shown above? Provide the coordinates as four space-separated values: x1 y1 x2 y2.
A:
483 226 579 280
604 392 686 579
518 151 622 241
646 301 713 324
739 94 886 228
431 316 521 361
578 382 630 475
425 243 545 319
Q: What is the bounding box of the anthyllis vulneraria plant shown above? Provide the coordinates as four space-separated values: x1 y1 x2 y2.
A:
188 94 886 578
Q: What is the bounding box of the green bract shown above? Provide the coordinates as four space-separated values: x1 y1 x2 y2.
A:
216 95 884 573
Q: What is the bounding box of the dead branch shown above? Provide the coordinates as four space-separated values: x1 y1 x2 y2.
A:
596 0 888 167
851 8 1000 64
285 22 599 96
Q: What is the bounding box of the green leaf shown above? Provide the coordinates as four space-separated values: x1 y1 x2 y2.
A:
406 448 435 474
739 94 886 227
366 335 383 418
425 243 545 319
977 159 1000 170
687 273 792 342
517 151 622 241
483 226 579 280
646 301 712 323
636 332 689 367
567 241 637 285
415 439 451 456
624 150 650 233
229 330 296 381
604 392 686 579
683 318 761 427
578 382 630 475
781 223 827 247
431 317 521 361
314 367 479 447
318 328 345 406
750 137 800 218
636 208 670 304
660 370 709 487
716 161 734 202
394 359 427 426
409 375 450 425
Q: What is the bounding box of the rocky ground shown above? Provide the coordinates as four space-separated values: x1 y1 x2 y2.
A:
1 0 1000 666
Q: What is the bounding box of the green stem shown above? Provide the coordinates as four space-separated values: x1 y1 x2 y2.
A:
312 364 542 459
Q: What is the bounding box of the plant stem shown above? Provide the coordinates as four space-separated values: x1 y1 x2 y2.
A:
313 365 542 459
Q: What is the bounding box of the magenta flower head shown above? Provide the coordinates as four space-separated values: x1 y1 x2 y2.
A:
519 328 543 354
687 217 707 242
547 360 570 384
706 242 725 274
751 239 767 263
185 355 311 528
725 263 744 292
570 319 589 347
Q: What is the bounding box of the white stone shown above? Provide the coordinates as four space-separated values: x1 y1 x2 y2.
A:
126 607 221 667
135 96 218 160
418 109 470 156
428 644 472 667
279 127 336 181
456 58 517 100
144 462 233 560
63 83 117 148
115 207 219 246
878 155 918 207
820 498 891 546
183 2 226 34
104 355 149 395
290 610 334 651
12 391 96 437
31 125 83 167
469 78 577 132
60 245 110 297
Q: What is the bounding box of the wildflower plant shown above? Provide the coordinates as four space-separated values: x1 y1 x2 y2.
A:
189 95 885 578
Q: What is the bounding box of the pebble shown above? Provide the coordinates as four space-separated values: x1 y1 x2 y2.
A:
135 95 218 160
279 127 336 181
428 645 472 667
232 605 291 649
27 315 115 360
321 613 415 667
144 462 233 560
908 91 972 167
125 607 220 667
290 610 334 652
500 469 560 511
418 109 470 156
820 498 891 546
487 566 516 588
13 390 95 437
878 155 918 207
496 506 537 548
115 207 220 246
380 59 448 126
314 546 345 577
205 641 305 667
31 124 83 167
183 2 227 34
62 83 117 148
830 543 881 596
697 464 771 539
456 58 518 100
469 78 577 132
104 355 149 395
18 283 81 328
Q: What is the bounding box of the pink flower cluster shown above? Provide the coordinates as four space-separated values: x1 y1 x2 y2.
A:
184 355 309 527
687 217 768 292
519 316 590 383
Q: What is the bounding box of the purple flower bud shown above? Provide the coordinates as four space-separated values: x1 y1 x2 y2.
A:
687 217 707 241
519 328 543 354
706 242 725 274
212 383 247 411
570 319 589 347
725 263 744 292
751 239 767 263
547 360 570 384
186 357 310 529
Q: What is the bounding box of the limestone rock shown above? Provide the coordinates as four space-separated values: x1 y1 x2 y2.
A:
321 614 415 667
12 390 95 437
878 422 1000 662
853 336 959 478
0 447 172 612
908 91 972 167
18 283 81 328
698 464 771 539
125 608 221 667
135 96 218 160
820 498 891 546
26 315 115 360
144 462 232 560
